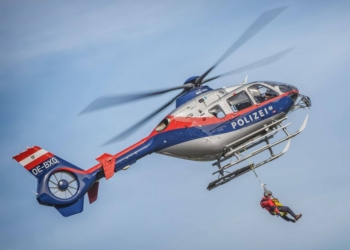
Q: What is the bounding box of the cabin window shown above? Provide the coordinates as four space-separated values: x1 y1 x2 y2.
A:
248 84 279 103
209 105 226 118
227 91 253 112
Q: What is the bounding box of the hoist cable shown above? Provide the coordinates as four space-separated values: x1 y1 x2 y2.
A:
243 148 267 191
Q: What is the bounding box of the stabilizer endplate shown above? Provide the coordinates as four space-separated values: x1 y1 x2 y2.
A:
88 181 99 204
96 153 115 180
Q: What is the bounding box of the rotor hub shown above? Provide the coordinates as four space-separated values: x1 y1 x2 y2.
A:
183 76 199 84
58 179 69 191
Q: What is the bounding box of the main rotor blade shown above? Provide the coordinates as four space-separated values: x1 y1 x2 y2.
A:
79 83 193 115
202 47 295 84
102 90 185 146
196 6 287 85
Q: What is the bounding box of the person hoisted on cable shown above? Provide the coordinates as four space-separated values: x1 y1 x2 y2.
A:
260 190 302 223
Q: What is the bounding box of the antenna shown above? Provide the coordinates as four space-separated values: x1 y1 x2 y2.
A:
237 75 249 85
241 75 249 85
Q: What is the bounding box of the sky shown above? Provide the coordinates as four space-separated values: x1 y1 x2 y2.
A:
1 0 350 249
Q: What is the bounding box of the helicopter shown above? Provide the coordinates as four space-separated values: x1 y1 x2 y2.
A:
12 6 311 217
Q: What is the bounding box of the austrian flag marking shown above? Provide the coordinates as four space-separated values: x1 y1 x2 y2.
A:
19 149 49 167
13 146 55 171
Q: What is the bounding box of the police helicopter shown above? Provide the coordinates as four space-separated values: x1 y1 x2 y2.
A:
12 6 311 217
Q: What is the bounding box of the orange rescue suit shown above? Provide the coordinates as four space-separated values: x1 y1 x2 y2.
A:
260 196 280 215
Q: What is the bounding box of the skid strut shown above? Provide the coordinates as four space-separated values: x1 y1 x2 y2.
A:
207 115 308 190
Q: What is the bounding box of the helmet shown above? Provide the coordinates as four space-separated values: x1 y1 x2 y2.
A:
264 190 272 197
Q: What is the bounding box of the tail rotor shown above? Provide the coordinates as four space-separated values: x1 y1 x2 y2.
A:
48 171 79 200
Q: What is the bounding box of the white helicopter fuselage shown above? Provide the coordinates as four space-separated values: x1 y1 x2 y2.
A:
156 81 297 161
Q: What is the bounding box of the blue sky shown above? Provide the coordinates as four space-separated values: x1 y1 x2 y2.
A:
1 0 350 249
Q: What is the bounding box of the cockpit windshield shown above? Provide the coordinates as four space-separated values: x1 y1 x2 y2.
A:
248 84 279 103
263 81 298 93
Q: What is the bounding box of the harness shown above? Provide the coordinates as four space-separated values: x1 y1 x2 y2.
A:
260 197 275 212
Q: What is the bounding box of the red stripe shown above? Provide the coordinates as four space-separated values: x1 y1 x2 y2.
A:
13 146 42 162
114 138 148 159
149 92 294 137
24 153 54 171
86 163 102 174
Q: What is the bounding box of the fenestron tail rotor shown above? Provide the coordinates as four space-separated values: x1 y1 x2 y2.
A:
48 171 78 199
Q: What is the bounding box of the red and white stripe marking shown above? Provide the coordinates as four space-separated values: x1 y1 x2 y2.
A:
13 146 54 171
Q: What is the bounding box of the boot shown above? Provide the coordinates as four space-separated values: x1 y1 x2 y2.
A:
295 214 302 221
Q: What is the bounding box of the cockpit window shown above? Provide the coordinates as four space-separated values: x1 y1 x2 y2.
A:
208 105 226 118
227 91 253 112
278 85 293 93
155 118 170 132
263 81 298 93
248 84 279 103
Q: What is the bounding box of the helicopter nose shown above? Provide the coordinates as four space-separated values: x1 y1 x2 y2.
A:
273 83 299 103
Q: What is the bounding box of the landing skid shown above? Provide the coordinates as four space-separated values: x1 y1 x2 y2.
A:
207 115 308 190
